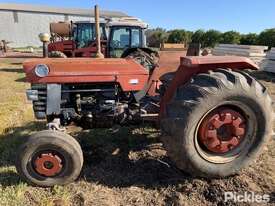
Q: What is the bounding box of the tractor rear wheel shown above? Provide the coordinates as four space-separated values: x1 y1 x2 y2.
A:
161 69 273 178
126 50 159 72
15 130 83 187
48 51 67 58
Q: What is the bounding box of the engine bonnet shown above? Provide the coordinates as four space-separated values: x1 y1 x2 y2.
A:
23 58 149 91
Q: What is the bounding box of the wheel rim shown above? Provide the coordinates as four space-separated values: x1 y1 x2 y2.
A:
33 152 63 177
195 103 256 164
198 108 246 154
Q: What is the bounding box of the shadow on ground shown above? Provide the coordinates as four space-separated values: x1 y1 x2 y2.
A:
0 67 26 82
0 121 45 186
0 68 24 73
1 121 274 205
74 126 193 189
0 121 192 188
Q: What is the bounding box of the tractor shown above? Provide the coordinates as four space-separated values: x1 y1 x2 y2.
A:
47 17 158 70
16 7 273 187
48 20 107 58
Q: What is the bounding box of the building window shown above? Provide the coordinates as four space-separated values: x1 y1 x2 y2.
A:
13 11 19 23
64 14 69 21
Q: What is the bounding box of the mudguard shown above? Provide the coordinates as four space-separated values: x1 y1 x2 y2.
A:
160 56 259 116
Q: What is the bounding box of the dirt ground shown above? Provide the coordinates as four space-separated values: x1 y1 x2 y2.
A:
0 56 274 206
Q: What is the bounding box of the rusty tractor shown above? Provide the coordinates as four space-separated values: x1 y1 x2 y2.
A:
47 8 158 71
16 7 273 187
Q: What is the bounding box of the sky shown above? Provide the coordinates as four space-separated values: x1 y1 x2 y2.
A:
2 0 275 33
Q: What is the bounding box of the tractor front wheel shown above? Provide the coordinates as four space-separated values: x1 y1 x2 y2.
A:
15 130 83 187
161 69 273 178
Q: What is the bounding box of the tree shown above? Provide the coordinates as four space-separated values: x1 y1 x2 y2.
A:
191 29 205 44
202 30 222 48
240 33 258 45
257 28 275 48
221 31 241 44
146 28 168 48
167 29 191 45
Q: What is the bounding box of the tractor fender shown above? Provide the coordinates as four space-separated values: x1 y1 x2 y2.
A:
121 47 159 58
159 55 259 117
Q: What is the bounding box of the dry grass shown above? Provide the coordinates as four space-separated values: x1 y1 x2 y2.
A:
0 60 274 206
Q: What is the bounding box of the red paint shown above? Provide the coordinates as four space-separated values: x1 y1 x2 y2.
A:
34 153 62 177
198 108 246 154
48 40 74 54
23 58 149 91
23 55 259 106
159 56 259 117
48 40 107 57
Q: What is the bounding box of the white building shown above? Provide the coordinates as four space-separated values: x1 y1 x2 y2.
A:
0 3 128 47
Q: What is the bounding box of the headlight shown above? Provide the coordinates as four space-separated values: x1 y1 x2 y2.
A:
34 64 49 77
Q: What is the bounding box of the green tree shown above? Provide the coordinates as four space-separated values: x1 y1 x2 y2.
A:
257 28 275 48
202 30 222 48
191 29 205 45
167 29 191 44
146 28 168 48
240 33 258 45
221 31 241 44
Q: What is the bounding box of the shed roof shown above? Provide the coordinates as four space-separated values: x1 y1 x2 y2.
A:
0 3 128 17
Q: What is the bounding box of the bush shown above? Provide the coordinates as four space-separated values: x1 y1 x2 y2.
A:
145 27 275 49
191 29 205 45
202 30 222 48
240 33 258 45
257 28 275 48
167 29 192 45
220 31 241 44
146 28 168 48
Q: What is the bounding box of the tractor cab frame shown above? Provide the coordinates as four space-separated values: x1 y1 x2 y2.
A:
48 17 152 59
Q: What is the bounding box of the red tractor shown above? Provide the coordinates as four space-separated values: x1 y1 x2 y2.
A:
17 7 273 187
18 54 274 187
47 18 158 71
48 21 107 58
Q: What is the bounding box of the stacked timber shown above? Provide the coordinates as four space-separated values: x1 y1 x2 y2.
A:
262 48 275 73
212 44 268 65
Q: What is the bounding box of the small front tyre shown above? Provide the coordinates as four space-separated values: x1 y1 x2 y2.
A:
16 130 83 187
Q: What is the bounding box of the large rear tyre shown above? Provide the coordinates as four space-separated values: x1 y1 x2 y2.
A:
161 69 273 178
16 130 83 187
126 49 159 72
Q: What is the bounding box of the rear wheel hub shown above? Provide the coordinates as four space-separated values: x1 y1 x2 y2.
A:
198 108 246 154
34 153 63 177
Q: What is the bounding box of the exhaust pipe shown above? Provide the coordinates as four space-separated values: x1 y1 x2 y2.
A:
94 5 104 58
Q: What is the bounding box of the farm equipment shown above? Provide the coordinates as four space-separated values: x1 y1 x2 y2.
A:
16 7 273 187
48 21 107 58
46 5 159 71
0 40 9 56
48 19 158 70
47 9 158 70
